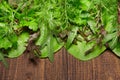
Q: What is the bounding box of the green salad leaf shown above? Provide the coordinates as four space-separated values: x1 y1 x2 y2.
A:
0 0 119 66
68 41 106 60
8 32 29 58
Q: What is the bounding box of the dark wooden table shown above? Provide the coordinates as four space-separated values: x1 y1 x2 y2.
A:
0 48 120 80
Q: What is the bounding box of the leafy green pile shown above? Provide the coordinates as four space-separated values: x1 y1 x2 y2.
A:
0 0 118 67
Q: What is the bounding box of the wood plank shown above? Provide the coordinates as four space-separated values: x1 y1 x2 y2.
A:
0 49 120 80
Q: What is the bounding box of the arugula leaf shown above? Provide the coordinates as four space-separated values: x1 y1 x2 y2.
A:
47 34 54 62
36 26 49 46
66 26 78 49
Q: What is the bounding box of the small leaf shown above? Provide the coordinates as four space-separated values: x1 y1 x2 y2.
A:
7 32 18 48
36 26 49 46
20 20 38 31
66 26 78 49
47 34 54 62
87 20 97 34
0 37 12 49
109 36 118 49
113 42 120 56
103 32 116 43
0 51 8 68
28 20 38 31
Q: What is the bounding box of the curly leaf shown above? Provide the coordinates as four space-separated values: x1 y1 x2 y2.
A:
0 37 12 49
8 32 29 58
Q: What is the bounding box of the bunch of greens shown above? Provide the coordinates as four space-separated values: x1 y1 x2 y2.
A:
0 0 118 67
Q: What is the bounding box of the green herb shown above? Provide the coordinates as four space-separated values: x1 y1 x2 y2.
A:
0 0 118 67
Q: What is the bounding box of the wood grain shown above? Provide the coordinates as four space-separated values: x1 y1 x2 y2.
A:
0 49 120 80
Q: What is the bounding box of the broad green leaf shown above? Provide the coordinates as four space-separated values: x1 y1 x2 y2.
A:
8 32 29 58
68 41 106 60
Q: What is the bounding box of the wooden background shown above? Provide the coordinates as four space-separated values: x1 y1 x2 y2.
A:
0 48 120 80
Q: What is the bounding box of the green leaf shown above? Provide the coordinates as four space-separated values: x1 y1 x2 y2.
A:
0 51 8 68
8 32 29 58
0 23 6 27
0 37 12 49
103 32 116 43
36 26 49 46
40 37 63 58
102 12 116 33
67 41 106 60
7 32 18 48
87 20 97 34
113 42 120 56
20 20 38 31
0 23 9 39
80 0 91 10
0 1 11 13
28 20 38 31
0 0 119 64
66 26 78 49
47 34 54 62
109 35 118 49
